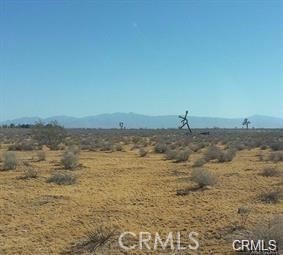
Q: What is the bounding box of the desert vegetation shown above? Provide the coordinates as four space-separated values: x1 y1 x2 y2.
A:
0 127 282 254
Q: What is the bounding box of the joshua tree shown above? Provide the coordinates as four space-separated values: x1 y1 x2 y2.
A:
242 118 251 129
119 122 125 129
178 110 192 133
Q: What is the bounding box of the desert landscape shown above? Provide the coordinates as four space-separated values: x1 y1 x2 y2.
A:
0 126 282 254
1 1 282 254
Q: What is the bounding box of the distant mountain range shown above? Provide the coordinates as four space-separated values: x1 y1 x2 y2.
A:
1 113 283 128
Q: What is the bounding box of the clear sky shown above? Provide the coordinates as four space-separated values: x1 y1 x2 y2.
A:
1 0 282 121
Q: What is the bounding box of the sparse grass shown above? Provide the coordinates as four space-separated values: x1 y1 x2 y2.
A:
47 171 76 185
2 152 17 170
191 168 217 188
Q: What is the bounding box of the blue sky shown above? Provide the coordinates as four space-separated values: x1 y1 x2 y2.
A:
1 0 282 121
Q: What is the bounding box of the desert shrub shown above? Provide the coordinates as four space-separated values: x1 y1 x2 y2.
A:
190 143 205 152
251 215 283 251
36 151 46 161
132 136 141 144
176 187 191 196
138 148 147 157
193 157 207 167
47 171 76 185
204 145 222 161
165 149 177 160
259 190 281 204
68 145 80 155
115 144 123 151
257 153 265 161
269 152 283 162
260 144 267 150
231 142 246 151
260 168 280 177
154 143 167 153
100 141 113 151
191 168 217 188
269 141 283 151
217 148 236 163
174 149 191 163
18 168 38 179
32 121 66 150
61 150 79 170
2 152 17 170
8 140 36 151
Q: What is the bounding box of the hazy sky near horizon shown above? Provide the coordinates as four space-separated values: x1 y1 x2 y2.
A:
1 0 282 121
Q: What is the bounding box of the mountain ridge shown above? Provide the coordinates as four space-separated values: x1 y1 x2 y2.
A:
1 113 283 128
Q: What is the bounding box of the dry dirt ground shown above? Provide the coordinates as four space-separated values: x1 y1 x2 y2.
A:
0 146 282 255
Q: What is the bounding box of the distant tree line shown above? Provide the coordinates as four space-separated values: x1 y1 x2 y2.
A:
1 123 33 128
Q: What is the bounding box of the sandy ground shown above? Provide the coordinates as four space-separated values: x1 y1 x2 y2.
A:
0 147 282 255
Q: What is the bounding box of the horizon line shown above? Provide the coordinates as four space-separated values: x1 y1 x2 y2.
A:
1 112 283 123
